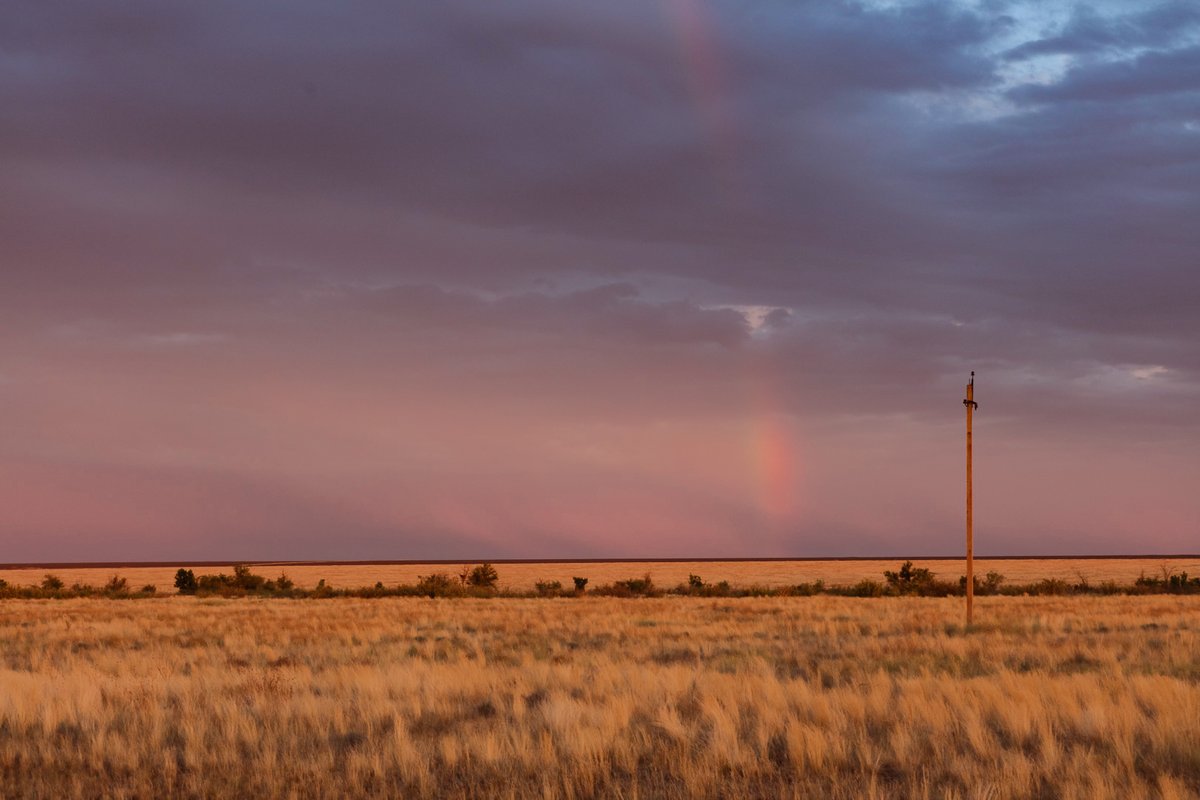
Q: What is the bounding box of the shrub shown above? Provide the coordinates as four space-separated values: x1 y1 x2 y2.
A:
884 561 935 595
140 584 157 595
467 564 499 589
104 575 129 594
274 573 295 592
1135 570 1200 594
1168 572 1200 592
620 574 655 595
844 579 885 598
1032 578 1070 596
233 564 266 591
174 569 198 595
572 576 588 593
595 574 658 597
535 580 563 597
676 578 735 597
960 571 1007 596
41 574 64 591
187 565 277 595
417 573 460 598
196 573 227 592
981 571 1005 595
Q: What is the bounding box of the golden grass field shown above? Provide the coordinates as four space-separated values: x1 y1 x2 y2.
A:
1 594 1197 799
2 557 1198 593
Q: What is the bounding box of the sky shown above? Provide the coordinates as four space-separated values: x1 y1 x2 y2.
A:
2 0 1198 561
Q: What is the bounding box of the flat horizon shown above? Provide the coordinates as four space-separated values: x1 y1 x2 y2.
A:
3 552 1200 570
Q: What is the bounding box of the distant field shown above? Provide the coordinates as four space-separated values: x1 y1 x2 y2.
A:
1 556 1197 593
1 595 1198 798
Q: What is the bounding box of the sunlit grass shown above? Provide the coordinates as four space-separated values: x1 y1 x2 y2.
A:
1 595 1197 798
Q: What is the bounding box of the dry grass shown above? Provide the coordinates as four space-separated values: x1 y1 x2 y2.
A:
3 556 1198 593
1 595 1198 798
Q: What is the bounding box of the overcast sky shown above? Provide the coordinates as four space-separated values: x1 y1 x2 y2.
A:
2 0 1197 561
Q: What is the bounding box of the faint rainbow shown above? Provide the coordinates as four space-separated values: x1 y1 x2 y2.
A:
745 352 802 523
661 0 740 188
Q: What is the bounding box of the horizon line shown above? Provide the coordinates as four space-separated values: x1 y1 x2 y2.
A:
2 554 1197 570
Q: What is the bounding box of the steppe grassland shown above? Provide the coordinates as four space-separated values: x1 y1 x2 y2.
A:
1 596 1198 799
2 556 1197 593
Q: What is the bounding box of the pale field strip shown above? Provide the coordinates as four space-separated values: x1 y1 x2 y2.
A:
1 556 1198 592
0 596 1197 798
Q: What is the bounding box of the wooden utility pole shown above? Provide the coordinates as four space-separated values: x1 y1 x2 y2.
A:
963 371 978 625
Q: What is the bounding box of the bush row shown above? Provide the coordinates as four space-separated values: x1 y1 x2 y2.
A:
2 562 1197 600
0 574 158 599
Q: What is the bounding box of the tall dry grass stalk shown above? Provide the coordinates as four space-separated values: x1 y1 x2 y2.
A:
1 596 1197 798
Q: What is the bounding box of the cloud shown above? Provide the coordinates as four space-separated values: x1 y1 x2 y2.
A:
1002 2 1200 62
1009 45 1200 104
1 0 1197 557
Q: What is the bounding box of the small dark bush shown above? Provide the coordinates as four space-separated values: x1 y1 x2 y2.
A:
1135 570 1200 594
1032 578 1070 596
981 571 1005 595
676 579 736 597
196 574 225 592
619 574 655 595
186 565 278 595
233 564 266 591
417 573 460 598
676 574 715 595
884 561 935 595
534 580 563 597
468 563 499 589
572 576 588 593
174 569 198 594
41 574 64 591
140 584 157 594
1169 571 1199 592
595 574 658 597
843 579 885 598
960 571 1006 596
